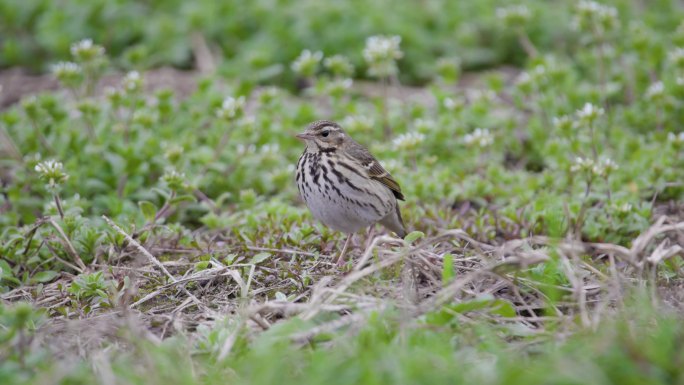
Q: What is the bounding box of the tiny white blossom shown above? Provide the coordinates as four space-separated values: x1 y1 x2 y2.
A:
668 47 684 68
552 115 576 131
161 169 187 191
70 38 105 61
393 131 425 151
570 156 595 173
260 144 280 155
463 128 494 148
363 35 403 78
645 81 665 100
496 5 531 28
215 96 246 120
51 62 82 77
341 115 375 132
35 160 69 189
572 1 619 35
600 157 618 174
668 132 684 144
323 55 354 77
576 102 604 124
443 97 459 111
325 78 353 95
291 50 323 77
414 118 436 132
122 71 142 92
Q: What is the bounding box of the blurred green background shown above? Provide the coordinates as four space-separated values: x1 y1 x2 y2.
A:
2 0 681 84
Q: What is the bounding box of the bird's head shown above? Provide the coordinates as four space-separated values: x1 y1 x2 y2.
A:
296 120 347 151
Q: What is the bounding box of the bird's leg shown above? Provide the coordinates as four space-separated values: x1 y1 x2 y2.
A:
364 226 375 250
336 233 354 266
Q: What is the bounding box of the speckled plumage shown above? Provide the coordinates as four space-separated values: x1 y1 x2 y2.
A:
295 120 406 238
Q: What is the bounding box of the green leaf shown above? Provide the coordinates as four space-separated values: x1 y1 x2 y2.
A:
170 194 197 204
404 231 425 244
250 252 271 264
31 270 59 283
442 253 455 285
195 261 211 271
138 200 157 221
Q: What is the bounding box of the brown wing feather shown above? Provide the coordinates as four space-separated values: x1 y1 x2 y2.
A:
367 161 405 200
346 140 405 201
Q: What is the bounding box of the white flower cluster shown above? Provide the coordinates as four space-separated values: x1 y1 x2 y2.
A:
611 202 633 213
645 81 665 101
341 115 375 132
70 38 105 61
291 50 323 77
443 97 464 111
122 71 142 93
363 35 403 78
463 128 494 148
325 78 353 95
35 160 69 189
393 131 425 151
570 156 618 176
161 169 187 191
572 1 619 35
323 55 355 77
413 118 436 132
51 62 82 78
668 47 684 68
552 115 576 132
496 5 531 28
515 64 549 92
668 132 684 144
576 102 605 125
215 96 246 120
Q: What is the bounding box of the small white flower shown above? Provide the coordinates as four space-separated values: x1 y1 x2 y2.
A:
576 102 605 124
414 118 436 132
469 89 497 103
668 132 684 144
341 115 375 132
600 157 618 173
614 203 633 213
552 115 575 131
570 156 595 173
573 1 619 35
215 96 246 120
496 5 531 28
323 55 354 77
363 35 403 78
393 131 425 150
51 62 82 77
35 160 69 189
443 97 456 111
645 81 665 100
463 128 494 148
261 144 280 155
161 169 187 191
122 71 142 92
668 47 684 68
70 38 105 61
325 78 353 95
291 50 323 77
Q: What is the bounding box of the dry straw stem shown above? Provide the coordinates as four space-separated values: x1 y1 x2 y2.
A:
102 215 206 311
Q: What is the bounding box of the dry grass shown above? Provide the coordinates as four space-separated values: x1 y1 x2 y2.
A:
4 207 683 360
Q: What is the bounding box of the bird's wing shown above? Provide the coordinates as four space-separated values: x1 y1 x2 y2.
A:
348 142 405 201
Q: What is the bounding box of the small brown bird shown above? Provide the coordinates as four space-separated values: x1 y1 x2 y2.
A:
295 120 406 265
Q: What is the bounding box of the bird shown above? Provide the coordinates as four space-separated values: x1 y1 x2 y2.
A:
295 120 406 265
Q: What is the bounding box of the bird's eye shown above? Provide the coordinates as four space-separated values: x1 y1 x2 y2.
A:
321 130 329 137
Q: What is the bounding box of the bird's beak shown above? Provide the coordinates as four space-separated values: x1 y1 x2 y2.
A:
296 132 315 141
